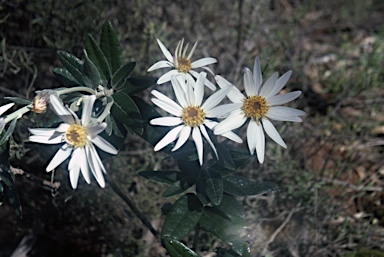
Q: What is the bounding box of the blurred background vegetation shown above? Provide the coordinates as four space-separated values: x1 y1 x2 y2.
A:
1 0 384 256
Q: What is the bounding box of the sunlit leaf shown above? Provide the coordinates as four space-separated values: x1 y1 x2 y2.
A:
163 236 202 257
161 193 203 240
223 175 277 196
52 67 81 86
162 176 197 197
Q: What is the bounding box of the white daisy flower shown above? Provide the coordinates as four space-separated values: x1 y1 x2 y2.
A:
147 38 217 90
29 94 118 189
0 102 15 133
150 72 242 165
214 57 305 163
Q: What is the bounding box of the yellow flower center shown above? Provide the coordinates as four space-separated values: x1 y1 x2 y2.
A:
177 58 191 73
182 106 206 127
65 124 88 147
242 95 269 120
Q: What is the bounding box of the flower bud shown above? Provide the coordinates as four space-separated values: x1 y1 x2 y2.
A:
33 90 52 114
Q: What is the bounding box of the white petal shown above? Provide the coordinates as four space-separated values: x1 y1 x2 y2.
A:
86 144 106 188
243 68 256 96
194 72 207 106
206 103 242 118
68 148 81 189
255 122 265 163
147 60 173 72
192 127 203 165
191 57 217 68
204 120 242 143
201 84 234 111
151 98 182 117
172 126 191 151
215 75 244 103
201 66 215 76
0 103 14 116
82 95 96 126
87 123 107 137
253 57 263 93
171 75 188 108
49 94 75 125
91 136 118 154
29 135 63 144
267 106 305 122
46 146 72 171
213 109 247 135
199 125 218 160
29 123 69 136
190 70 216 91
185 79 195 106
247 120 257 155
266 91 302 106
157 69 179 84
151 90 182 110
79 147 91 184
157 38 174 63
187 41 198 60
150 117 183 126
262 119 287 148
265 70 292 99
154 125 183 151
260 72 278 98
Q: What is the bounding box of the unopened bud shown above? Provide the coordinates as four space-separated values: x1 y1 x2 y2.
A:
33 90 52 114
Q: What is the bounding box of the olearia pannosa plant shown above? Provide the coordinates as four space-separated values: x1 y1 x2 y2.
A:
0 21 305 257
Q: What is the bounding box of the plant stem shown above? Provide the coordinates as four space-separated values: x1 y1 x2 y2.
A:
107 178 159 238
56 86 96 96
4 104 32 124
97 96 114 122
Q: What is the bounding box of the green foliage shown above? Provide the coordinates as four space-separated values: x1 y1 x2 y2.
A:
163 237 202 257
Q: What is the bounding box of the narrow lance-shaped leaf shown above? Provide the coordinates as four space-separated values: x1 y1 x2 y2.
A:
52 67 82 86
161 193 203 240
100 21 122 74
57 51 84 86
85 34 111 84
112 91 142 133
112 62 136 89
162 176 196 197
82 54 101 89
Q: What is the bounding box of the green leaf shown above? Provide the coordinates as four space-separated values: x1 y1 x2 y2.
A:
0 119 16 145
105 113 125 137
162 176 196 197
57 51 84 85
139 170 183 184
121 76 157 94
199 206 246 255
52 67 81 86
82 54 101 89
85 34 111 84
112 62 136 89
201 167 223 206
161 193 203 240
163 237 202 257
4 97 31 106
111 91 142 134
216 143 235 170
223 176 277 196
100 21 122 74
0 138 21 217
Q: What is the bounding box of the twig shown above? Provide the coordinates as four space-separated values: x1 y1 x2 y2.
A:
10 166 60 190
262 206 303 255
107 178 159 238
0 86 26 98
321 177 383 192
